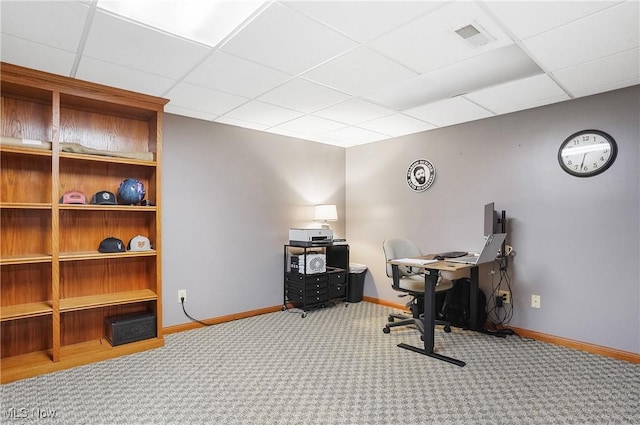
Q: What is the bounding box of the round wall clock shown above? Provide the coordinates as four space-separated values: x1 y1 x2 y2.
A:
558 130 617 177
406 159 435 192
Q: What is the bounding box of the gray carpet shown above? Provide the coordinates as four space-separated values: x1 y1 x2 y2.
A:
2 302 639 424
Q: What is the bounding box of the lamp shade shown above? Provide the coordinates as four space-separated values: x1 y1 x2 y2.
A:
314 204 338 221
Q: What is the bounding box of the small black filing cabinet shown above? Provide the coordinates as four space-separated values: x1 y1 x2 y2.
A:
283 243 349 317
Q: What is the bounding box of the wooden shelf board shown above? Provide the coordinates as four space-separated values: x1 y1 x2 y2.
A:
0 144 52 157
59 250 156 262
0 350 53 383
0 202 52 210
58 204 157 212
0 254 52 265
0 301 52 321
1 337 164 384
60 337 164 360
60 289 158 312
59 151 156 167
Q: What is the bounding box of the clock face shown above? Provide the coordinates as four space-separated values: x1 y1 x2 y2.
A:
558 130 617 177
407 159 435 192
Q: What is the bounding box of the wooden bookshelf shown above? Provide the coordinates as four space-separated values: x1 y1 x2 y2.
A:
0 62 168 383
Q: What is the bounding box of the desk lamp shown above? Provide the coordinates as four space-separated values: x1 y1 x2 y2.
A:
314 204 338 229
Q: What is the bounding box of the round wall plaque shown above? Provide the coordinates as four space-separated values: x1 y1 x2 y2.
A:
406 159 435 192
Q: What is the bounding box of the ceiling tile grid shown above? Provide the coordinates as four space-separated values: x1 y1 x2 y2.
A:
1 0 638 147
465 74 571 115
0 33 78 76
0 1 89 52
218 2 358 75
183 50 292 99
257 78 352 113
520 1 639 73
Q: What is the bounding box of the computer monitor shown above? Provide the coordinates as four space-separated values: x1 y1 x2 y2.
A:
484 202 508 269
484 202 507 236
484 202 498 236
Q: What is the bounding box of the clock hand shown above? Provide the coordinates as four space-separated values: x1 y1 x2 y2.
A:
579 153 587 171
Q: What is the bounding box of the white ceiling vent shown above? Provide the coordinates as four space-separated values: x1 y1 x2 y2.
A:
455 22 495 48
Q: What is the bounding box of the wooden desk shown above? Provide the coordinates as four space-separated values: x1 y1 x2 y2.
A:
387 256 480 367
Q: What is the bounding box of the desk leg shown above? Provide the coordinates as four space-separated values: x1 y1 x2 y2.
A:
397 268 465 367
469 266 479 331
423 270 437 353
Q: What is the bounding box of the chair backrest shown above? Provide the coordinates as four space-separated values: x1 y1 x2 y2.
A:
383 238 423 278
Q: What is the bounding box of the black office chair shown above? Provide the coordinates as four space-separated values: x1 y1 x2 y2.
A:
382 238 453 335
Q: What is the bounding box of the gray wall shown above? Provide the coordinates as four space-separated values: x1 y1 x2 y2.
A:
161 86 638 354
162 116 345 326
346 86 640 354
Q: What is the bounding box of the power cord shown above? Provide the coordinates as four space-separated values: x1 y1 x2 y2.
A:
180 297 213 326
485 258 514 331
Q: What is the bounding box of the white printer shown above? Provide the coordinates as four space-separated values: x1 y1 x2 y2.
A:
289 228 333 247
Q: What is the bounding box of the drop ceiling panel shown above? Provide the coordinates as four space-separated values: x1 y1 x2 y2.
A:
323 126 389 146
77 57 176 96
214 116 269 131
166 82 249 116
220 2 357 75
285 1 442 42
83 11 212 80
553 48 640 97
314 98 396 125
184 51 292 99
302 46 416 96
369 1 513 74
482 1 622 40
222 100 304 127
165 105 217 122
466 74 570 115
0 1 89 52
0 34 77 76
358 114 437 137
405 97 494 128
258 78 351 113
523 1 639 72
263 127 309 140
273 115 347 135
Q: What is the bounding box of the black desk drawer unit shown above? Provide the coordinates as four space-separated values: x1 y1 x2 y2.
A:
329 270 347 299
283 244 349 317
285 273 329 305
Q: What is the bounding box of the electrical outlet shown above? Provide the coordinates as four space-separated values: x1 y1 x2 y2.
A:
178 289 186 304
498 290 511 304
531 294 541 309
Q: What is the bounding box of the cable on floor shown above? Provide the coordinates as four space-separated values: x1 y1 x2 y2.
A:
181 298 214 326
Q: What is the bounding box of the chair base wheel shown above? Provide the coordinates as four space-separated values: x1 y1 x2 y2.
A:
383 326 390 334
444 325 451 333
